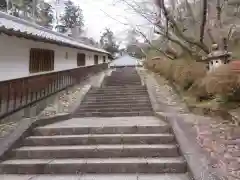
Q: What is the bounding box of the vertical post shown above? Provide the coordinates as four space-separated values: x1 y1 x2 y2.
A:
25 79 29 106
6 82 10 113
0 86 2 113
223 38 229 64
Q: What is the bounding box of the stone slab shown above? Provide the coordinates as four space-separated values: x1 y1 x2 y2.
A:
13 144 179 159
39 116 166 128
0 174 191 180
34 126 171 136
24 133 175 146
0 157 186 174
0 175 36 180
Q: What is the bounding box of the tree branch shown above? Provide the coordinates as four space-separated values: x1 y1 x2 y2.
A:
207 28 216 44
200 0 207 43
156 0 209 53
135 29 175 60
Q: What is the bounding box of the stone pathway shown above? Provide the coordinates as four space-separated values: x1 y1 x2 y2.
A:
139 67 240 180
0 174 190 180
0 116 189 179
0 67 190 179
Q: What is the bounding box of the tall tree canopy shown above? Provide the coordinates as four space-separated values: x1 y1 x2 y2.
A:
100 28 119 55
0 0 54 29
0 0 6 10
36 1 54 28
60 0 84 33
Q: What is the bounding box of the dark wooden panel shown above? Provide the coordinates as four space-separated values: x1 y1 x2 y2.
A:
0 64 108 120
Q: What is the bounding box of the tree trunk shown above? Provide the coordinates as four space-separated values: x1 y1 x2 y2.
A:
200 0 207 43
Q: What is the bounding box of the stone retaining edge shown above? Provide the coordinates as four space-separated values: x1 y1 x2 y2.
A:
0 113 70 161
142 72 226 179
69 85 91 116
0 83 91 161
140 67 225 180
155 112 226 180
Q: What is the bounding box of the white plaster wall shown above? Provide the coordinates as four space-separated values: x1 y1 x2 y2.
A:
0 34 107 81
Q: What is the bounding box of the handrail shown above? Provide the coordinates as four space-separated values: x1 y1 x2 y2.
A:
0 63 108 121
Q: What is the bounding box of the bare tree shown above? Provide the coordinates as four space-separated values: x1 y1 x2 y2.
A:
110 0 238 60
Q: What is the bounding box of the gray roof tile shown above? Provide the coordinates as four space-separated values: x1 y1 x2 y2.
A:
0 11 109 54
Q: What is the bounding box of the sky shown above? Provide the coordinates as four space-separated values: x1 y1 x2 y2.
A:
50 0 157 45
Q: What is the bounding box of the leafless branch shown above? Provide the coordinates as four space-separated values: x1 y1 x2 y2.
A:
156 0 209 53
207 28 216 44
135 29 175 60
200 0 207 43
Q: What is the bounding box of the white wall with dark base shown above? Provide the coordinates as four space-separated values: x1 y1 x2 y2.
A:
0 34 108 81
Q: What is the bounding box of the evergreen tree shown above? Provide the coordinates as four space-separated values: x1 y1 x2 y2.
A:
36 1 54 28
0 0 7 11
61 0 84 33
100 28 119 55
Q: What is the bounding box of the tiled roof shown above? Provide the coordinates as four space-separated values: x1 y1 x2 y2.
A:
0 11 109 54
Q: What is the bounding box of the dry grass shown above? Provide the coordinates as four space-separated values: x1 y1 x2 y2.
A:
145 57 207 91
146 55 240 123
202 65 240 101
145 57 240 103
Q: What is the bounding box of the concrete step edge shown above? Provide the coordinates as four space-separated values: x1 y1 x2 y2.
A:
34 125 172 136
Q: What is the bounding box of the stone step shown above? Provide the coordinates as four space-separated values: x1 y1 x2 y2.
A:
104 84 142 86
107 78 140 79
12 144 179 159
24 134 175 146
88 91 148 96
96 89 146 92
90 91 147 94
0 157 186 174
98 86 145 90
73 111 154 117
90 88 147 92
106 80 141 81
84 97 150 101
0 174 191 180
85 94 149 99
104 79 141 82
80 100 151 106
105 75 140 77
104 82 142 85
78 103 152 109
105 80 141 82
34 125 171 136
76 107 153 113
82 98 151 103
105 73 140 76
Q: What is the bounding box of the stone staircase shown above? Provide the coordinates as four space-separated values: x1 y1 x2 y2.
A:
0 117 188 176
73 67 154 117
103 67 142 86
0 67 190 179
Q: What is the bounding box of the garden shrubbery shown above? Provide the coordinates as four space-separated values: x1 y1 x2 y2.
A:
145 57 240 103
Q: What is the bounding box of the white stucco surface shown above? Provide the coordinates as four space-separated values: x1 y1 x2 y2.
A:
0 34 108 81
0 11 109 54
